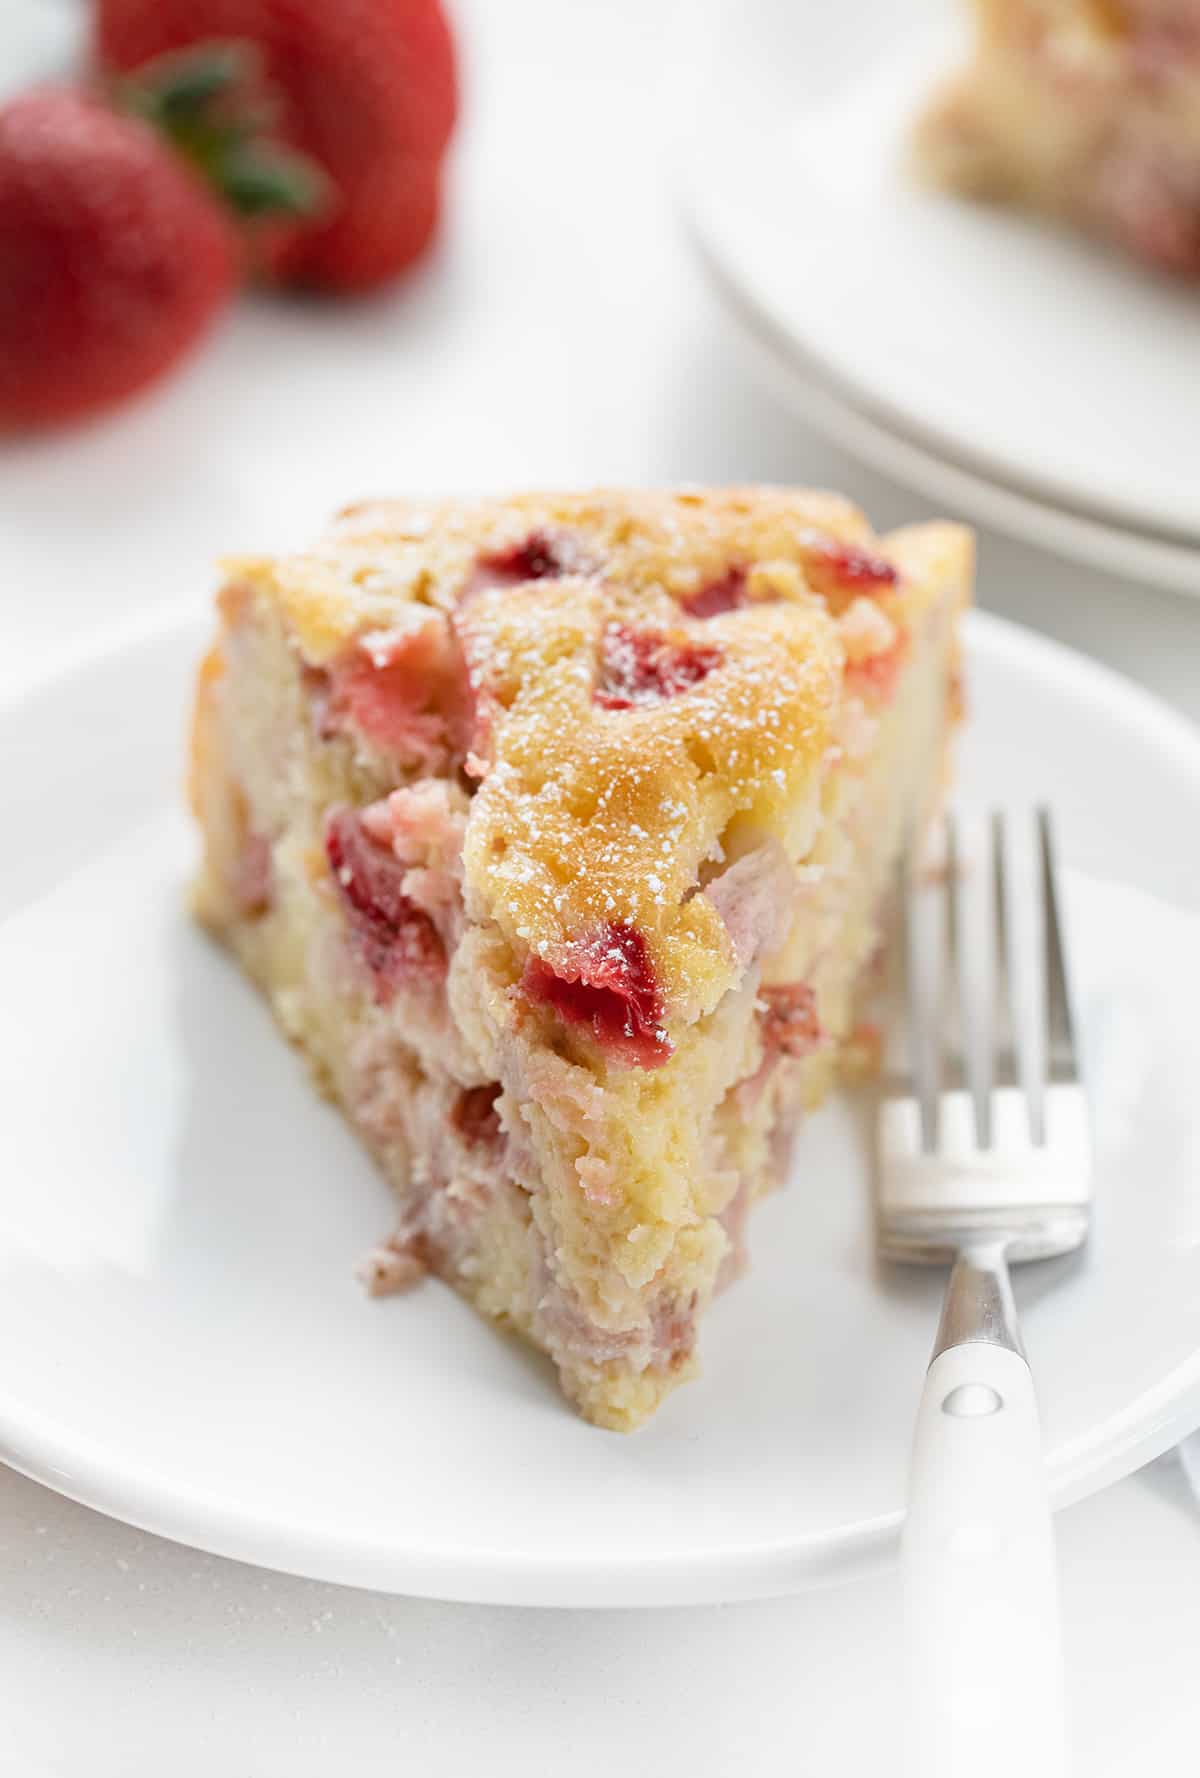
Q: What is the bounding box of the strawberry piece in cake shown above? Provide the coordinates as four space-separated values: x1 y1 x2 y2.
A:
522 921 671 1069
592 625 724 711
190 488 970 1429
916 0 1200 279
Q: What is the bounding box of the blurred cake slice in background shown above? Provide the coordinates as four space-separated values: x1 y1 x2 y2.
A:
916 0 1200 278
190 489 970 1428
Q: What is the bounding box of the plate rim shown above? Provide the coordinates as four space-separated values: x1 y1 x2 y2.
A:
677 0 1200 552
684 231 1200 600
4 608 1200 1606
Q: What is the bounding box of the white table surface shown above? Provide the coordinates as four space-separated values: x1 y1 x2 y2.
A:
3 0 1200 1771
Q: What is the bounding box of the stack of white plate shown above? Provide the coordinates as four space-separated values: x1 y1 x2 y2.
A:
679 0 1200 597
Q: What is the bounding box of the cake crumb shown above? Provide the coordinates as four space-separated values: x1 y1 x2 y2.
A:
355 1241 427 1297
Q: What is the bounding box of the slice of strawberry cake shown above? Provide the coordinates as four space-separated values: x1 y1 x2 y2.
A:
190 489 971 1429
916 0 1200 278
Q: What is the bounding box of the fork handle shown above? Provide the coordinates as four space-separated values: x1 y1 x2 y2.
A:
902 1338 1069 1778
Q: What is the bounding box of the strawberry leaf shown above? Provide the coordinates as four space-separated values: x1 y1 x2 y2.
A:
218 142 332 219
113 40 328 225
127 42 252 123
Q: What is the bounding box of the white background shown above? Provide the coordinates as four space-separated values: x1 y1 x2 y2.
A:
3 0 1199 1770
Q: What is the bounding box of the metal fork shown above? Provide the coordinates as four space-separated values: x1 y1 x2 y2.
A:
877 809 1090 1778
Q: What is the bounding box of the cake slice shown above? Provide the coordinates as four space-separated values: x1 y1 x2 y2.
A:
190 489 971 1429
916 0 1200 278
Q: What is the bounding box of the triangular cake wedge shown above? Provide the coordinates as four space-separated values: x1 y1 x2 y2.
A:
190 489 971 1429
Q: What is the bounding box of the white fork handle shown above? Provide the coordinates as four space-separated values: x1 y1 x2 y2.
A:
902 1341 1069 1778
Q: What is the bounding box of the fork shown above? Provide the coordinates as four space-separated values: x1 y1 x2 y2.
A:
877 809 1090 1778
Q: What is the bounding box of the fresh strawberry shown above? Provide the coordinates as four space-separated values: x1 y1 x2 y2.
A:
0 87 237 428
96 0 459 292
0 50 323 429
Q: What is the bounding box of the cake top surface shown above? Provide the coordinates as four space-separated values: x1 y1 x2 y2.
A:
229 486 889 656
224 489 970 1063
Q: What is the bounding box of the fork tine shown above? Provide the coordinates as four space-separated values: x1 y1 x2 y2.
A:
944 810 960 1086
947 812 991 1148
900 833 939 1152
1038 808 1077 1086
991 810 1020 1102
988 814 1038 1145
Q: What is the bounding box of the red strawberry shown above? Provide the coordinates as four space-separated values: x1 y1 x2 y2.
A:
593 624 723 711
0 87 237 428
96 0 459 292
522 922 671 1069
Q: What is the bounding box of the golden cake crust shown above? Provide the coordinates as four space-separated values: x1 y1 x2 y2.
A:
213 489 969 1043
460 582 842 1030
223 487 883 659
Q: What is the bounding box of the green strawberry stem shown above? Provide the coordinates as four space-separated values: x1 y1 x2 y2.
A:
115 41 330 222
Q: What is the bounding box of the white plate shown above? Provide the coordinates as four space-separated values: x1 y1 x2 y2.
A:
697 270 1200 600
3 612 1200 1607
680 0 1200 546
